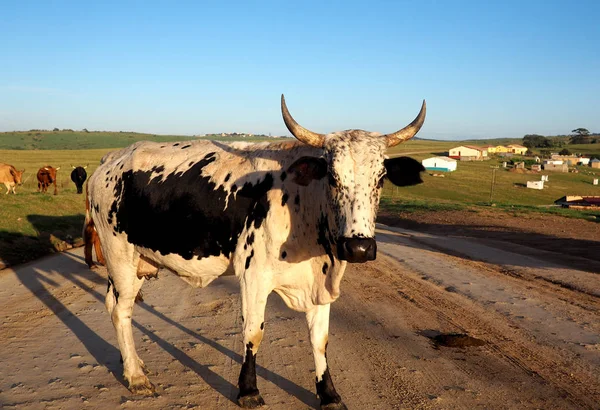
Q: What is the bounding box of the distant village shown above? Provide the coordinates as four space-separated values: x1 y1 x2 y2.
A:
422 143 599 174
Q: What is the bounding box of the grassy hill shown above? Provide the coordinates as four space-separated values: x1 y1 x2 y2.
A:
0 130 276 150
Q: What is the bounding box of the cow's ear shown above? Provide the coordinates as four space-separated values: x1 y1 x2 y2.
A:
384 157 425 187
287 156 328 186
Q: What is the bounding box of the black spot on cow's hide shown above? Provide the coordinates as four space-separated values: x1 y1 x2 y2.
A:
317 214 335 267
281 251 287 259
322 262 328 274
280 171 287 181
224 172 232 182
110 157 273 260
245 249 254 269
281 193 288 206
181 144 191 149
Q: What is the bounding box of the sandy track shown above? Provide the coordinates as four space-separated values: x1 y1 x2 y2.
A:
0 225 598 409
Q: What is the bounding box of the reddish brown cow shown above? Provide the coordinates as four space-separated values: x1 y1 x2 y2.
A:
84 182 106 268
37 166 60 195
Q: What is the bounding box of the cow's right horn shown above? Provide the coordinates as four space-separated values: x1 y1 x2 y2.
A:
281 95 325 147
384 100 426 147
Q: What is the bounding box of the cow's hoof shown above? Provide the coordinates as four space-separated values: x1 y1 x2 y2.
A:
128 375 155 396
320 402 348 410
237 392 265 408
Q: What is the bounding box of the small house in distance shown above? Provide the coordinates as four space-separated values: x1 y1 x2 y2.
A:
591 159 600 169
527 180 544 190
507 144 528 155
487 145 510 154
578 157 590 166
449 145 488 160
422 156 457 172
555 196 600 208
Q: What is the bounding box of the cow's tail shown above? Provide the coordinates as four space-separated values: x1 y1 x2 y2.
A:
84 182 105 268
83 182 143 303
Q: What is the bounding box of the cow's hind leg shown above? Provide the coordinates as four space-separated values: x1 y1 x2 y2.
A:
105 255 153 395
237 281 270 408
306 304 346 410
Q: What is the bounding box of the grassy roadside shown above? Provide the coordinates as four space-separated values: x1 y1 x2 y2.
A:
379 197 599 222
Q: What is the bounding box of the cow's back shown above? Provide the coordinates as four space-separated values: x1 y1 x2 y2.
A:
87 140 315 286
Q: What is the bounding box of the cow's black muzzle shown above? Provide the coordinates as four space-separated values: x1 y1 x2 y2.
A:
337 237 377 263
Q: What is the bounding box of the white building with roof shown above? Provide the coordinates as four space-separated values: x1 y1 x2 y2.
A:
421 156 457 172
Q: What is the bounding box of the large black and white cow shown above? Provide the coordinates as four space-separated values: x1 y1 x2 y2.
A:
70 165 88 194
86 95 426 409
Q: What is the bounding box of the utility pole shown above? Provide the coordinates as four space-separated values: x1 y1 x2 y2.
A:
489 166 499 204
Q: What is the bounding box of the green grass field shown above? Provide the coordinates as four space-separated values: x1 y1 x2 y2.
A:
0 130 276 150
0 138 599 268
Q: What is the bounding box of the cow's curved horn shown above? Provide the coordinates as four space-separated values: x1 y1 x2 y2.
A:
71 165 75 169
56 167 61 171
281 94 325 147
84 164 88 169
384 100 426 148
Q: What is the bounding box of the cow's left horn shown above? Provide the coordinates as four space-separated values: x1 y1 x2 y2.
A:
281 94 325 148
384 100 426 148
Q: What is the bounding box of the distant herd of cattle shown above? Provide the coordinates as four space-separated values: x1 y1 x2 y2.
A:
0 163 88 195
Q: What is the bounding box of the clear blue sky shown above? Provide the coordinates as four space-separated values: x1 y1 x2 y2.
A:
1 0 598 139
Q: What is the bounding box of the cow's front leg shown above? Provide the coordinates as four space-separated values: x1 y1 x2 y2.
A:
307 304 346 410
237 280 269 408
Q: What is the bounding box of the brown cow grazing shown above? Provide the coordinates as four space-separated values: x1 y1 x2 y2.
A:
0 163 25 194
37 166 60 195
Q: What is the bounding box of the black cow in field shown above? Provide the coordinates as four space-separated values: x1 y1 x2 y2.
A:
71 165 88 194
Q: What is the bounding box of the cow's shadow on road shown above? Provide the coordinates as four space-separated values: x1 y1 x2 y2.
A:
0 214 84 268
13 250 319 408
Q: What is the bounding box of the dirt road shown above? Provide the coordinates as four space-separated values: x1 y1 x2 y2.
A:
1 224 598 409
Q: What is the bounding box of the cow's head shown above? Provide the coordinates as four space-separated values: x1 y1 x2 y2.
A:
283 95 426 263
11 168 25 185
